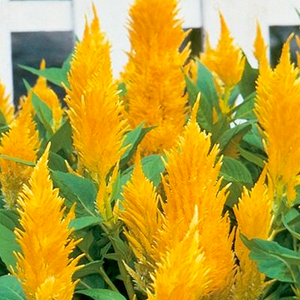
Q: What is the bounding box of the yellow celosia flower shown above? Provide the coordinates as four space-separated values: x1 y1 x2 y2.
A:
232 171 272 300
123 0 189 155
201 13 245 114
13 145 82 300
147 210 210 300
201 13 245 88
253 22 268 64
255 36 300 206
121 151 163 291
30 60 63 132
0 79 14 124
66 7 127 183
0 98 39 208
161 100 234 297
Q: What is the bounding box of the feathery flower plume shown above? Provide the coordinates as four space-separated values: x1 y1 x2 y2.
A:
123 0 189 155
0 79 14 124
121 151 163 291
66 6 127 182
0 98 39 208
253 22 268 64
232 171 272 299
147 210 210 300
201 13 245 114
255 36 300 206
296 35 300 67
30 60 63 132
13 145 82 300
160 99 235 297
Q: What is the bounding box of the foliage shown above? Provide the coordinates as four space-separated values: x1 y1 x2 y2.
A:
1 1 300 299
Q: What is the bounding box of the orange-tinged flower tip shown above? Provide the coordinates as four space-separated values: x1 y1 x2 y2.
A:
0 78 14 125
14 144 82 300
201 13 245 88
254 22 268 63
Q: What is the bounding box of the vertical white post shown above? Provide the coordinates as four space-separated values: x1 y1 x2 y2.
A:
0 0 13 99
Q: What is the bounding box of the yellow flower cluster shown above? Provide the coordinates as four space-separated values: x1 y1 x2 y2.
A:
0 0 299 298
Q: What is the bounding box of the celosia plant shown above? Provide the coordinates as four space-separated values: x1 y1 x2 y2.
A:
1 1 300 300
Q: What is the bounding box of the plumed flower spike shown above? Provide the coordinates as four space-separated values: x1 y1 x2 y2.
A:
147 210 210 300
161 98 235 297
66 6 127 182
121 150 163 291
14 144 82 300
201 13 245 88
253 22 268 64
123 0 189 155
255 36 300 206
30 60 63 132
0 79 14 125
232 170 272 300
0 98 39 208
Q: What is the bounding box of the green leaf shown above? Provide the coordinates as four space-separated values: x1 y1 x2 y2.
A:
0 209 20 231
0 224 21 269
51 171 97 217
282 209 300 241
239 58 258 98
243 125 264 151
234 91 256 120
117 82 127 97
76 274 105 290
76 289 126 300
74 261 104 279
196 61 218 107
0 275 25 300
241 235 300 284
49 120 72 155
120 123 154 168
220 157 253 185
238 146 265 168
70 216 102 231
185 74 199 106
0 110 8 127
31 92 53 136
20 64 69 88
0 154 35 167
217 123 252 152
48 151 68 172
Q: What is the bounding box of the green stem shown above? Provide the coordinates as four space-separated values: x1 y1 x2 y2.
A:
101 224 135 299
99 267 119 292
76 243 120 293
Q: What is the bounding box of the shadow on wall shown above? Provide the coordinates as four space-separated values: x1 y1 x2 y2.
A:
11 31 74 105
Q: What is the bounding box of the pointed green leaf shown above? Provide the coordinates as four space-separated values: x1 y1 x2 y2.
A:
0 275 25 300
242 235 300 284
0 224 21 269
20 64 69 88
51 171 97 217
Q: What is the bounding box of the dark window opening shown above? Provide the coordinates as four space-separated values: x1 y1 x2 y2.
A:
11 31 74 105
181 27 203 57
269 25 300 68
